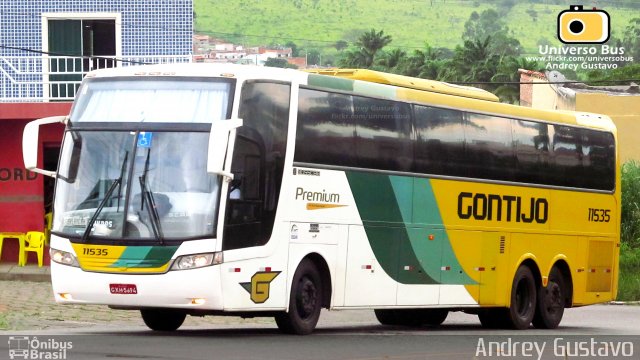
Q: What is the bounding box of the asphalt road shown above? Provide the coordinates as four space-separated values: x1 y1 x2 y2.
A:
2 305 640 360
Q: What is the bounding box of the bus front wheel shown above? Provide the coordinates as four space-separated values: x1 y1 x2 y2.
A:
275 259 322 335
506 265 537 329
140 308 186 331
532 267 565 329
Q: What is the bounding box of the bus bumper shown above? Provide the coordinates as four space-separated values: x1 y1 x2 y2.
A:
50 261 224 310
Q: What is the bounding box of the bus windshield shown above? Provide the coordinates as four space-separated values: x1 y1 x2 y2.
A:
54 130 220 241
51 77 233 241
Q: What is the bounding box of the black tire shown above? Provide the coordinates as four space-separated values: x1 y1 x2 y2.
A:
419 309 448 326
532 267 566 329
506 265 537 330
374 309 400 326
478 309 509 329
375 309 447 327
275 259 322 335
140 309 186 331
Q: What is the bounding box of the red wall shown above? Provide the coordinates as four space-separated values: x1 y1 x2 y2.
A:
0 103 70 264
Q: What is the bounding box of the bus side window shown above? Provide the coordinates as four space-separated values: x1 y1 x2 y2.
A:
551 125 583 188
581 129 615 190
296 88 356 167
224 135 264 248
353 96 412 172
414 105 466 177
465 113 515 182
513 120 551 185
224 81 291 251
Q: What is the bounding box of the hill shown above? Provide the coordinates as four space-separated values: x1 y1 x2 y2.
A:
194 0 637 59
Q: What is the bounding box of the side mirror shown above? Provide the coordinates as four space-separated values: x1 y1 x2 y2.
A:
22 115 68 178
207 118 243 179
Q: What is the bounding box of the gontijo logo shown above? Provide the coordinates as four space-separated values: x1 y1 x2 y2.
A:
558 5 610 44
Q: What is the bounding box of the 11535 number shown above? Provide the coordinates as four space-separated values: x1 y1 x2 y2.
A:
588 208 610 222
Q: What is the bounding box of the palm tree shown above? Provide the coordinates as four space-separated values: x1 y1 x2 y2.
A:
356 29 392 67
338 29 393 68
338 48 369 68
375 48 406 72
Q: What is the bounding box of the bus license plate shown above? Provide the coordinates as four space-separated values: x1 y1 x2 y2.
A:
110 284 138 294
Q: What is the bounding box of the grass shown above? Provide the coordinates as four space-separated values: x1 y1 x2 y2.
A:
618 244 640 301
0 313 8 330
194 0 638 56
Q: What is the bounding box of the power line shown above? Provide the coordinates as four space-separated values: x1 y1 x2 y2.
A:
0 45 152 65
449 80 640 85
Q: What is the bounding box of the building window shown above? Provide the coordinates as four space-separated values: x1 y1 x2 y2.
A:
44 13 121 99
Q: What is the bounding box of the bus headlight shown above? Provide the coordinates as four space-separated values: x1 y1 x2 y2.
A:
50 248 79 267
171 252 222 271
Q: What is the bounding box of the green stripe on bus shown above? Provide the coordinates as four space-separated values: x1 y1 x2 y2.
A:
347 172 437 284
347 171 475 285
109 246 178 268
308 74 354 92
353 80 397 99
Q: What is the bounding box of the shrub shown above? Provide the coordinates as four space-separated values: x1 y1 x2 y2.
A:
621 161 640 249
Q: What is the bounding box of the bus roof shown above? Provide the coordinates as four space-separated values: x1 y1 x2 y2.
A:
306 68 615 133
305 68 500 102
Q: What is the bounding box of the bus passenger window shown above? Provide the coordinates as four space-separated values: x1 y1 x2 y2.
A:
465 113 515 181
581 129 615 190
513 120 551 185
353 96 412 172
414 105 466 177
551 125 583 187
295 88 356 167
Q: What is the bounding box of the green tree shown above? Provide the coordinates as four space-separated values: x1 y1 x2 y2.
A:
375 48 406 72
334 40 349 52
441 37 498 88
338 48 369 68
264 57 297 69
462 9 521 56
306 49 322 66
393 44 446 79
285 41 299 57
585 63 640 85
621 161 640 249
491 56 541 104
338 29 392 68
622 18 640 66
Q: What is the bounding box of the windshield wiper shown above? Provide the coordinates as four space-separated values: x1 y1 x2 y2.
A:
138 148 164 244
116 151 129 211
81 151 129 241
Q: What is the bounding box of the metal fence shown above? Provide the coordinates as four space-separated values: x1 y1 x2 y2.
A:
0 55 192 102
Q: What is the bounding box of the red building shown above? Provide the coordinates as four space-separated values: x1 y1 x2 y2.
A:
0 103 70 264
1 1 193 265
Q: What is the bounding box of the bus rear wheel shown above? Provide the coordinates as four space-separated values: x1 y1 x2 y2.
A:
420 309 448 326
478 309 509 329
532 267 565 329
505 265 537 329
140 308 186 331
275 259 322 335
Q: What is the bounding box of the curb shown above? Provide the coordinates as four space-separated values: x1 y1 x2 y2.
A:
0 265 51 283
0 272 50 283
609 301 640 305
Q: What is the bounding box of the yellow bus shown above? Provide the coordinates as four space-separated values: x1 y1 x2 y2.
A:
23 64 619 334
